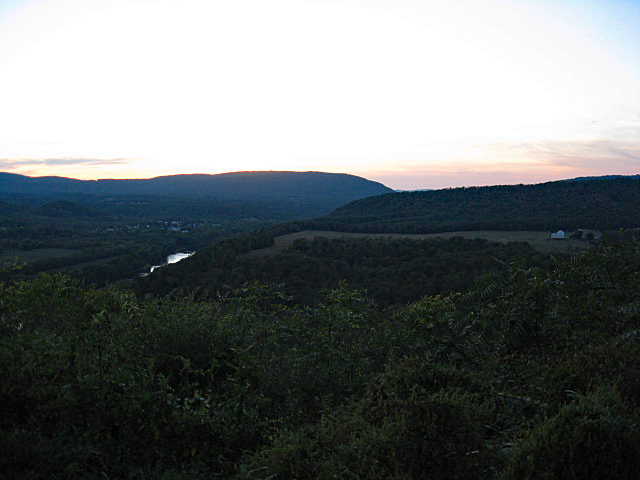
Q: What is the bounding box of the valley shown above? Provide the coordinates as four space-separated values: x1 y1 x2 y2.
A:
2 172 640 479
0 171 391 284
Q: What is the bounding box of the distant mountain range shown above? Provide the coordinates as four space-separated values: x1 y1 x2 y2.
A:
0 171 392 202
0 171 393 220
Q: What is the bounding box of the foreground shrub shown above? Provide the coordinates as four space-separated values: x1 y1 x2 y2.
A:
500 389 640 480
241 358 498 480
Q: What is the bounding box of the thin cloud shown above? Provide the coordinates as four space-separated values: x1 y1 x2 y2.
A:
42 158 130 166
0 157 131 170
0 159 43 168
365 138 640 190
477 139 640 171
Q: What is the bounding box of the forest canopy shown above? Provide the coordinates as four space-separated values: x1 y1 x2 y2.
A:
139 232 552 305
2 236 640 479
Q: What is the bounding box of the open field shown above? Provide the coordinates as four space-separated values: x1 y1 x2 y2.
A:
247 230 592 257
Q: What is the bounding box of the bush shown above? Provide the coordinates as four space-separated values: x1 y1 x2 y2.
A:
501 389 640 480
242 358 498 480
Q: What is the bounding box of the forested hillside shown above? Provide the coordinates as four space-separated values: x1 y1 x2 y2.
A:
305 176 640 233
2 236 639 479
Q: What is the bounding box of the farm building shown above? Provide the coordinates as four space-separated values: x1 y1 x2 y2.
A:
577 229 603 240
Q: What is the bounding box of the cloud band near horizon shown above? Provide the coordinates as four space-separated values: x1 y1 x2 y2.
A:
0 134 638 190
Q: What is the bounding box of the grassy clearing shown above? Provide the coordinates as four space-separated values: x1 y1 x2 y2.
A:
248 230 592 257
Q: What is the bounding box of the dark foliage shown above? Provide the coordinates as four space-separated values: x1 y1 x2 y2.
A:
140 232 550 305
2 237 640 478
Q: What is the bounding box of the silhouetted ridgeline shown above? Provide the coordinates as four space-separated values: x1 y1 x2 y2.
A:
0 170 391 203
303 176 640 233
0 171 393 225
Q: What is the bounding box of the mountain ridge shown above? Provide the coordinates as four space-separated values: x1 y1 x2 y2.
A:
303 175 640 233
0 171 392 201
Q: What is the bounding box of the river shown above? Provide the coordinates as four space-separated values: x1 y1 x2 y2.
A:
140 251 195 277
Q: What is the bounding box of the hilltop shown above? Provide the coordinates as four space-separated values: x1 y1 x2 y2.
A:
304 176 640 233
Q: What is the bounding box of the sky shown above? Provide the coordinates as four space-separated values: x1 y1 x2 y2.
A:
0 0 638 190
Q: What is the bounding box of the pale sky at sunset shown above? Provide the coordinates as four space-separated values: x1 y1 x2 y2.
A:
0 0 638 189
